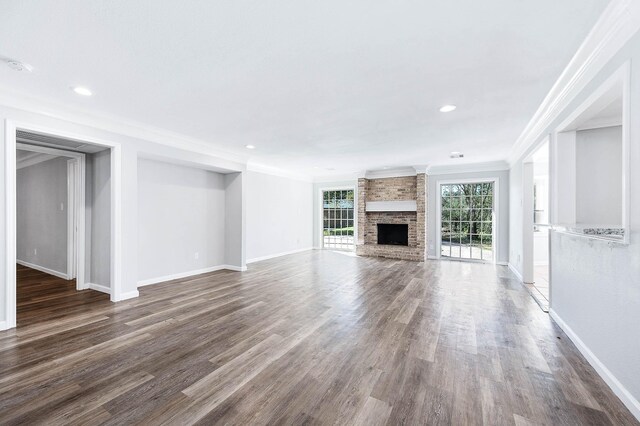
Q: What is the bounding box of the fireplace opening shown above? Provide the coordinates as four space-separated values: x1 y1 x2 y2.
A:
377 224 409 246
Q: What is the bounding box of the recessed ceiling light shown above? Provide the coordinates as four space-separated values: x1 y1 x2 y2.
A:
72 86 92 96
6 60 32 72
450 151 464 159
245 144 255 149
439 105 457 113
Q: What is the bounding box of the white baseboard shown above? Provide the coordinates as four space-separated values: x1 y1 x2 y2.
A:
508 262 523 282
550 309 640 421
87 282 111 295
138 265 229 287
427 255 439 260
247 247 313 264
223 264 248 272
17 259 69 280
0 321 8 331
137 264 249 287
496 261 508 266
116 290 139 301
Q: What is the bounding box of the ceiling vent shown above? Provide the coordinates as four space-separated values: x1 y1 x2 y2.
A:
16 130 106 153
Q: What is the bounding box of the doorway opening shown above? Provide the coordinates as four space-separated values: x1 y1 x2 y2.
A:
438 181 495 262
321 189 355 251
12 130 113 327
523 140 550 311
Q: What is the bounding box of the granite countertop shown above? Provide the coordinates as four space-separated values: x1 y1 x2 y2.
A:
560 225 625 240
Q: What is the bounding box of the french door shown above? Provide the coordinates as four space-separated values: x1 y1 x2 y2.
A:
322 189 355 250
440 182 494 261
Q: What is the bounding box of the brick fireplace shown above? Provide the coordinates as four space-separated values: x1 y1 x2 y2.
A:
356 173 426 261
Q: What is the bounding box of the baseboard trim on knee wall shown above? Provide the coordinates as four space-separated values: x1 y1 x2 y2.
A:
550 309 640 421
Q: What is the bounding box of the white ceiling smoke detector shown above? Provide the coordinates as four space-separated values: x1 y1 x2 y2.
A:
6 59 32 72
450 151 464 159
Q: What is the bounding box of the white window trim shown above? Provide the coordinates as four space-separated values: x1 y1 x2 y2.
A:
435 177 500 264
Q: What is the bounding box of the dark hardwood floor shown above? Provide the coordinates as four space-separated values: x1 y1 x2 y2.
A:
16 264 110 327
1 252 637 425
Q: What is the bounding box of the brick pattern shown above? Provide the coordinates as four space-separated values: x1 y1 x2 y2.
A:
366 176 417 201
357 178 367 246
356 173 427 262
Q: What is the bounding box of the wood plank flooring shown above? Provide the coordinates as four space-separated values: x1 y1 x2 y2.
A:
1 252 637 425
15 264 110 327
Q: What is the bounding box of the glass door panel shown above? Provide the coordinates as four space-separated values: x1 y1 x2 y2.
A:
322 189 355 250
440 182 494 261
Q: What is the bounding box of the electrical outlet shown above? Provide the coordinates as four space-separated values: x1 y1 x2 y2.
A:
60 203 64 211
34 248 37 256
194 252 199 260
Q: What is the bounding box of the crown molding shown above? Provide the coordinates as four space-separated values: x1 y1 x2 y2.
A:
0 86 249 165
508 0 640 165
426 160 509 176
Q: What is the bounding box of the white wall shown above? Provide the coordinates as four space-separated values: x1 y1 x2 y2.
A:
533 228 549 265
86 150 111 288
137 158 226 283
246 171 313 262
224 172 245 267
510 31 640 418
16 156 68 275
576 125 622 225
508 161 524 274
427 170 510 264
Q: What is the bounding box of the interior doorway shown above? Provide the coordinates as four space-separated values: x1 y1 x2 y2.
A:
523 140 550 311
11 130 113 327
17 143 85 288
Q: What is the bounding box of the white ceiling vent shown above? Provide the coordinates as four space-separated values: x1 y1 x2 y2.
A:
16 130 107 153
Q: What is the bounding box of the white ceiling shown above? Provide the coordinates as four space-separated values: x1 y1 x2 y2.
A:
0 0 609 178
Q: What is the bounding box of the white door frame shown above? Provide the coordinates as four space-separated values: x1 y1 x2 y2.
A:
16 142 86 289
67 158 77 280
435 177 500 264
5 120 123 330
522 162 534 283
317 186 357 251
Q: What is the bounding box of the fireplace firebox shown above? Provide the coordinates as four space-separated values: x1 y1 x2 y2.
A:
377 224 408 246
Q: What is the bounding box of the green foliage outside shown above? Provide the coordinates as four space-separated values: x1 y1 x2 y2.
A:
323 227 354 236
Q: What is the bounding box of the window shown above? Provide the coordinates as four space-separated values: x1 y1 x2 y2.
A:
440 182 494 261
322 189 354 250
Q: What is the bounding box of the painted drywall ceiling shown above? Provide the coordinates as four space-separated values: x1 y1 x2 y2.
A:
0 0 609 178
